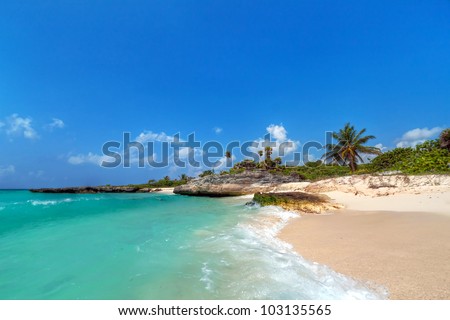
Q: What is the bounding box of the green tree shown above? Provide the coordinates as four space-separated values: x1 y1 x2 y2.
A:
264 146 273 160
274 157 282 167
199 170 214 178
323 123 381 172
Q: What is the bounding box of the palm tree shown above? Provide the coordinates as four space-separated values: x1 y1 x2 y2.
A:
263 146 274 169
264 146 272 160
323 123 381 172
274 157 282 167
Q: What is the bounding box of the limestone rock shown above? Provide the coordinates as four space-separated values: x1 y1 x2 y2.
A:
252 191 343 214
173 170 303 197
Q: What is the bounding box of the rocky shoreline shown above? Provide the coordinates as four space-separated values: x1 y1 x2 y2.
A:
29 173 450 200
30 186 164 194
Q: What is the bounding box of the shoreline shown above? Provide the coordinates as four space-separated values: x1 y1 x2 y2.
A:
156 187 175 194
277 189 450 299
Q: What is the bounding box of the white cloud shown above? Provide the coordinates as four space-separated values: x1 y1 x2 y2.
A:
214 127 223 134
135 131 173 143
0 121 4 128
374 143 387 152
177 147 200 159
66 126 299 172
355 144 387 164
0 165 15 176
48 118 65 130
5 114 38 139
266 124 287 141
68 130 173 167
396 127 443 148
249 124 299 160
68 152 109 165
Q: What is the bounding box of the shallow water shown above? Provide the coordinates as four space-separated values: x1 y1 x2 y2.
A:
0 190 384 299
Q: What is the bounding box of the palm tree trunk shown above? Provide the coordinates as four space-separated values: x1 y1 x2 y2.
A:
349 160 356 172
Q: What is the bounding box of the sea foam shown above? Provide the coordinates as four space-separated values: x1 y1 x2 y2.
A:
195 202 387 299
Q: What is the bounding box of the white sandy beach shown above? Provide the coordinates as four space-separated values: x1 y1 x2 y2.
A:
156 187 175 194
276 175 450 299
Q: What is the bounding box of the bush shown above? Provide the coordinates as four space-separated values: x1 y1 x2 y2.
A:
369 147 414 172
369 139 450 174
199 170 214 178
147 178 187 188
305 160 322 168
399 144 450 174
275 164 350 181
228 168 245 175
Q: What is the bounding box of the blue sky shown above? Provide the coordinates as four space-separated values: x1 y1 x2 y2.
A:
1 0 449 188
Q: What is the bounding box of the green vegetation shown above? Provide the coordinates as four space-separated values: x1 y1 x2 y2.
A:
273 163 354 181
440 128 450 151
368 139 450 174
368 147 414 172
323 123 381 172
253 192 287 207
131 126 450 187
253 192 333 214
146 175 190 188
221 126 450 181
124 174 193 190
199 170 214 178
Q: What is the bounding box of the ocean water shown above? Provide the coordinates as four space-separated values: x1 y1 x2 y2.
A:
0 190 384 300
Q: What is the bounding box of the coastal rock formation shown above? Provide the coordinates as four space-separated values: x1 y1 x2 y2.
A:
270 174 450 197
30 186 162 194
303 174 450 196
252 192 343 214
173 170 303 196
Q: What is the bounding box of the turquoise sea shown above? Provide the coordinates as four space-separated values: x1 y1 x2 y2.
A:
0 190 383 299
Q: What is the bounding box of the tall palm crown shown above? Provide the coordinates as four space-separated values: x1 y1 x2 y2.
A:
323 123 381 172
264 146 273 160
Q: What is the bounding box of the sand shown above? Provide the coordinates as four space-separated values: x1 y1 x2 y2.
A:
156 187 175 194
278 190 450 299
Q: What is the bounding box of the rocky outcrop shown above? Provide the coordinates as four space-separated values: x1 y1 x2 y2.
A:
252 192 343 214
173 170 303 196
30 186 162 194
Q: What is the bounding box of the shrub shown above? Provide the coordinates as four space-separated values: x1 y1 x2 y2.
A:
369 139 450 174
369 147 414 172
305 160 322 168
399 143 450 174
199 170 214 178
